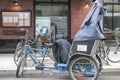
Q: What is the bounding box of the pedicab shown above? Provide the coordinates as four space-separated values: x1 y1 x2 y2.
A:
15 0 107 80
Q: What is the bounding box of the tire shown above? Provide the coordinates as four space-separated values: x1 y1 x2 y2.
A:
95 54 102 72
14 42 24 66
69 56 99 80
107 48 120 63
16 54 27 78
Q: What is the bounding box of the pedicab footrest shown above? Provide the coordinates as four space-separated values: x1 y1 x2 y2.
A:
57 63 67 67
71 40 99 55
55 63 68 71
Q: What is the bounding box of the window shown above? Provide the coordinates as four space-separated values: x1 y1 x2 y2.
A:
104 1 120 31
35 0 68 37
104 1 120 43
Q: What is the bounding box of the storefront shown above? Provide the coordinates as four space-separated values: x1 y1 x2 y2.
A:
0 0 92 52
0 0 118 52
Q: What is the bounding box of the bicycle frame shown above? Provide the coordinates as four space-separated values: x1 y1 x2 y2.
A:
23 45 69 72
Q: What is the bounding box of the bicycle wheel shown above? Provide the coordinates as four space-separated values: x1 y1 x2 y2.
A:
16 54 27 78
107 48 120 63
69 56 99 80
95 54 102 72
14 42 24 66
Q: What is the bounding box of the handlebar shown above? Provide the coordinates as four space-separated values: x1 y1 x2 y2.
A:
19 25 56 45
20 29 42 45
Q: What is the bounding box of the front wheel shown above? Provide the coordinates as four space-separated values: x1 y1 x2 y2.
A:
16 54 27 78
14 42 24 66
69 56 99 80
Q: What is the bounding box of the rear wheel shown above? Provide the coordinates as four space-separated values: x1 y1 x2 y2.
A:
69 56 99 80
16 54 27 78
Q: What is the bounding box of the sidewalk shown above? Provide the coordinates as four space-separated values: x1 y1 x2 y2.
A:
0 54 16 71
0 51 120 73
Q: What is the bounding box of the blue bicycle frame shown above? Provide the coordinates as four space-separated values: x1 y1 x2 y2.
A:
23 45 69 72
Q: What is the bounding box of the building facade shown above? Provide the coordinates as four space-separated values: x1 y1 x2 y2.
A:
0 0 119 52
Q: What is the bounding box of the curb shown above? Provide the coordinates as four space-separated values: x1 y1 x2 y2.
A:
101 68 120 75
0 67 120 75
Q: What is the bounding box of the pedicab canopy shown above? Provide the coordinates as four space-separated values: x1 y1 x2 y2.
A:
73 0 107 41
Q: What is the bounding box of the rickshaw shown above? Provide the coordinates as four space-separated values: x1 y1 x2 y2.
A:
15 0 106 80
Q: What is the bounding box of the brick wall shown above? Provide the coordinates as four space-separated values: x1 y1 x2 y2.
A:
0 0 35 39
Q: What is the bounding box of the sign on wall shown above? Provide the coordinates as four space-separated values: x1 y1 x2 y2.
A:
2 11 31 27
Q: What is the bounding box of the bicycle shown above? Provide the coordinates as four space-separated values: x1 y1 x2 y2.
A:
14 29 32 66
107 28 120 63
14 25 56 66
97 40 110 65
16 39 100 80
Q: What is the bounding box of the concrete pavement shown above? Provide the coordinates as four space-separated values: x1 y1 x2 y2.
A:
0 51 120 80
0 45 120 73
0 69 120 80
0 41 120 80
0 52 120 72
0 54 16 71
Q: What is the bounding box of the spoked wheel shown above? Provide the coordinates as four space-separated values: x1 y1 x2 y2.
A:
107 48 120 63
14 42 24 66
95 54 102 72
16 54 27 78
69 56 99 80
